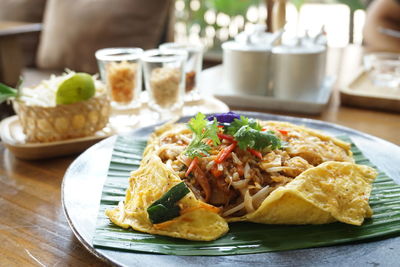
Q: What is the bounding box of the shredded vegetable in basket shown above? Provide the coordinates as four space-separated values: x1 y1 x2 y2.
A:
0 70 106 107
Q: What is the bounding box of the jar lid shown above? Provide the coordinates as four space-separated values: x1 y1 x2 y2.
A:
222 24 273 52
272 43 326 54
222 41 271 52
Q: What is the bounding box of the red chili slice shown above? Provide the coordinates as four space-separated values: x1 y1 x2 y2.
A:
278 129 288 135
215 142 237 164
185 157 198 177
217 133 235 143
247 148 262 159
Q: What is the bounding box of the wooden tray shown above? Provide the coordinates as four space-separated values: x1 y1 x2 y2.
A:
0 116 114 160
199 65 335 115
340 69 400 112
0 96 229 160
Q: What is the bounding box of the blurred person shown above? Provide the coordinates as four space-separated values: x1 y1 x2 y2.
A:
363 0 400 52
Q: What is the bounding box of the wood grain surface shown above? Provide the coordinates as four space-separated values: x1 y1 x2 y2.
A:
0 45 399 266
0 151 107 266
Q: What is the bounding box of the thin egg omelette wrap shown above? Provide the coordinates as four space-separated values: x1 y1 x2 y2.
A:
106 122 229 241
106 114 377 241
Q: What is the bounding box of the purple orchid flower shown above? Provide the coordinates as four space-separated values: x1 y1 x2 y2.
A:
207 111 240 123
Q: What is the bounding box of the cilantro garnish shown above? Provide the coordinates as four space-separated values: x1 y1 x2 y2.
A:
184 113 220 158
234 126 282 151
184 112 282 158
225 116 262 135
225 115 281 151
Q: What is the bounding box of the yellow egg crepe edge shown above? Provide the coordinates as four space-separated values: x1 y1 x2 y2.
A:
230 161 377 226
261 121 353 158
106 137 229 241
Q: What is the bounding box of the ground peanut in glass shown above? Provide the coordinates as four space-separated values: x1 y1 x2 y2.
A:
107 61 137 104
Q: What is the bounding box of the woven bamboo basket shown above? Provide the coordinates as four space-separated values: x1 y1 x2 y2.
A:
15 94 110 143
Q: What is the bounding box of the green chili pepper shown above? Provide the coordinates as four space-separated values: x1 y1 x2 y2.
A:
147 182 190 224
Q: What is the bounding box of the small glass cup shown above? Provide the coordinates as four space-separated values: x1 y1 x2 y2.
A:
141 49 187 120
371 60 400 88
95 48 143 110
159 42 204 102
364 52 400 89
95 47 143 130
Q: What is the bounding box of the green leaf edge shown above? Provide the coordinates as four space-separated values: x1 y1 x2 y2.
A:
92 135 400 256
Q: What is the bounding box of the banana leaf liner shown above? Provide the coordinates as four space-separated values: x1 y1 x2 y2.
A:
106 121 377 241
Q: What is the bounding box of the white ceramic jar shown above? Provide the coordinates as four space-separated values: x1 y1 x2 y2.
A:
222 42 271 96
221 25 276 96
270 43 327 100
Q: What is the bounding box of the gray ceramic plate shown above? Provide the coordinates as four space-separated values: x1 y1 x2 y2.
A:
61 111 400 267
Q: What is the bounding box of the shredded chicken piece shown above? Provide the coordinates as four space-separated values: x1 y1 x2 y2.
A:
244 163 251 179
260 152 282 170
282 156 313 177
158 144 185 161
271 175 292 184
231 152 242 165
232 179 248 190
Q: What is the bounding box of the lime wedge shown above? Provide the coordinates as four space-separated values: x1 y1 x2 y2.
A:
56 73 95 105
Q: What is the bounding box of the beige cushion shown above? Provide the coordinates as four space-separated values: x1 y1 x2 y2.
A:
37 0 174 74
0 0 47 67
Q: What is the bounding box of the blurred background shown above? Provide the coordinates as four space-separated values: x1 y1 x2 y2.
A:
0 0 375 79
174 0 371 56
0 0 399 117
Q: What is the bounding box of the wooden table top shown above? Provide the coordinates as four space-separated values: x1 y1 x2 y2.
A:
0 45 399 266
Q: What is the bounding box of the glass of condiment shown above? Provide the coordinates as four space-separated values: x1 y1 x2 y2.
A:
364 53 400 89
141 49 187 120
159 42 203 102
95 47 143 109
95 47 143 130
